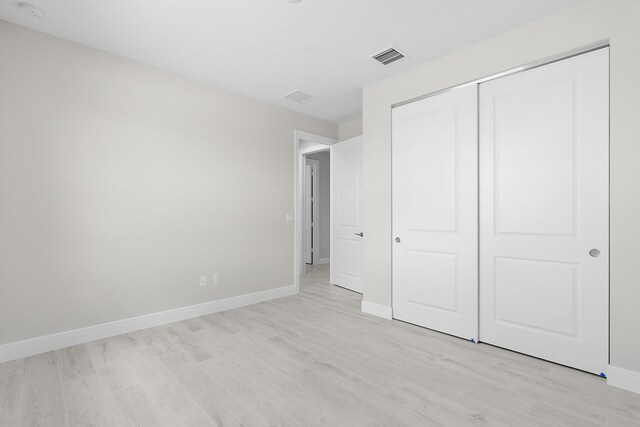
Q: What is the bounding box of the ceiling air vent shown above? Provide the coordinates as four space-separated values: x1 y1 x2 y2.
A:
283 90 317 104
372 46 405 65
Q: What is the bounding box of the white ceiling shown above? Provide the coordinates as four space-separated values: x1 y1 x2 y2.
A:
0 0 582 124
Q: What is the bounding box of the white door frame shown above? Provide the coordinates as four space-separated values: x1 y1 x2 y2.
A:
304 158 320 266
294 130 336 293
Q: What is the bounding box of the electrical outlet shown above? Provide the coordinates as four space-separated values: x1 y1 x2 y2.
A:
212 274 220 285
199 275 207 287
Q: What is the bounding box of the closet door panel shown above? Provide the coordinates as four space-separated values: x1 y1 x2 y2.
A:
392 85 478 341
479 48 609 375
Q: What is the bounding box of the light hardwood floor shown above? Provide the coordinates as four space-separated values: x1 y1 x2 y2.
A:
1 264 640 426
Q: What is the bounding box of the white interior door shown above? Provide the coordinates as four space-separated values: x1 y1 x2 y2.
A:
392 85 478 341
479 48 609 375
304 160 318 265
304 163 313 264
331 135 363 293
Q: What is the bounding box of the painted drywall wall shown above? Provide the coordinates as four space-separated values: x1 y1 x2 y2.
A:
0 20 337 345
338 118 363 141
306 151 330 260
363 0 640 373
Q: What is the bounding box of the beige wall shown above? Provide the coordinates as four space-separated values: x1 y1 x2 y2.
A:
0 20 337 345
363 0 640 372
338 118 363 141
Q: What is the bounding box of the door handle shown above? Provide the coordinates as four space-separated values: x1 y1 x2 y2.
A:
395 237 401 243
589 248 601 257
355 232 364 237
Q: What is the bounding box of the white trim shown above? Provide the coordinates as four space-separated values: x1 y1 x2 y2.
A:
361 300 393 320
329 143 334 284
296 130 336 146
294 130 336 292
318 257 330 265
607 365 640 394
0 285 295 363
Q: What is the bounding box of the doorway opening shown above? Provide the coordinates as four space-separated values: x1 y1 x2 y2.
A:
293 130 364 294
293 131 335 292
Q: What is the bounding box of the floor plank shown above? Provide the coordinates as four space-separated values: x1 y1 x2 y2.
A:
20 351 69 427
56 345 118 426
0 358 24 427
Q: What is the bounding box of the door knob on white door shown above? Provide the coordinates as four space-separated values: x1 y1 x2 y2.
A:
589 248 601 257
395 237 401 243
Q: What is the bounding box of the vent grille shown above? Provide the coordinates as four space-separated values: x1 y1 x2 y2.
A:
372 47 405 65
283 90 317 104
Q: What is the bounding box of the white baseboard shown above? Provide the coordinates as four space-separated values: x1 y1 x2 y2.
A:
608 365 640 394
318 257 330 265
0 285 296 363
361 300 393 320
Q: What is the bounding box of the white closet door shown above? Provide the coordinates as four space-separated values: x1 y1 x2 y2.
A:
331 136 363 293
392 85 478 341
479 48 609 375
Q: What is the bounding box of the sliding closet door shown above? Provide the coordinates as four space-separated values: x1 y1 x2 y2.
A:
392 86 478 341
479 48 609 374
